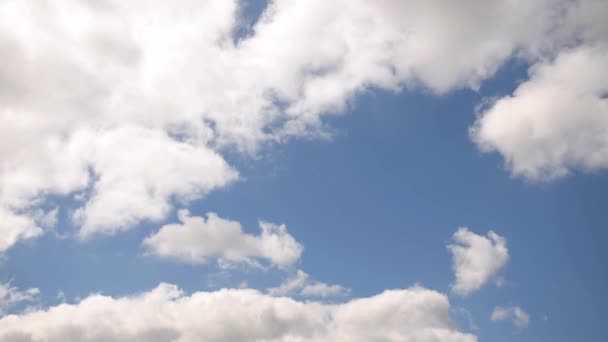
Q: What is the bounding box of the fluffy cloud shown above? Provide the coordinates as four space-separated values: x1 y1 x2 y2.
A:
471 0 608 180
1 123 238 238
72 127 238 238
491 306 530 329
143 210 303 269
0 0 577 250
0 0 241 249
471 44 608 180
0 208 43 253
0 283 476 342
0 283 39 316
448 228 509 296
268 270 350 298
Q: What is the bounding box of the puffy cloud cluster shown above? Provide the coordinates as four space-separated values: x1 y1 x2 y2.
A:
143 210 303 269
0 283 476 342
448 228 509 296
0 0 244 250
471 0 608 180
491 306 530 329
0 1 574 338
0 0 583 251
268 269 350 298
472 44 608 180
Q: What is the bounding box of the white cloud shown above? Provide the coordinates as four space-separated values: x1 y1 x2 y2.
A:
448 228 509 296
73 127 238 238
143 211 303 269
0 0 240 248
470 0 608 181
0 208 43 253
0 0 579 250
0 283 476 342
471 44 608 180
491 306 530 329
268 270 350 298
0 283 39 316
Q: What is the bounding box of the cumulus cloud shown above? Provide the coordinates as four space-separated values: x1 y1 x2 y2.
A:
448 228 509 296
471 44 608 180
0 0 579 250
0 283 39 316
491 306 530 329
143 210 303 269
471 0 608 180
0 0 240 249
0 283 476 342
268 269 350 298
72 127 238 238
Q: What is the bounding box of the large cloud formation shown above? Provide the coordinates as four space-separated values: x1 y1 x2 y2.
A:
0 1 596 339
0 0 584 251
0 283 476 342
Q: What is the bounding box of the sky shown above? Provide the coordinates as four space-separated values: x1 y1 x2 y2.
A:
0 0 607 341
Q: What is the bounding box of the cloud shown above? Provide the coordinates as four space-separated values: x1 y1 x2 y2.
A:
471 44 608 180
448 228 509 296
0 0 578 250
491 306 530 329
0 283 476 342
470 0 608 181
0 283 39 316
0 0 241 249
268 269 350 298
0 208 43 253
72 127 239 238
143 210 303 269
561 0 608 46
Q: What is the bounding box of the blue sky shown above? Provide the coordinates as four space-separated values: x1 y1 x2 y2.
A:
0 1 607 341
